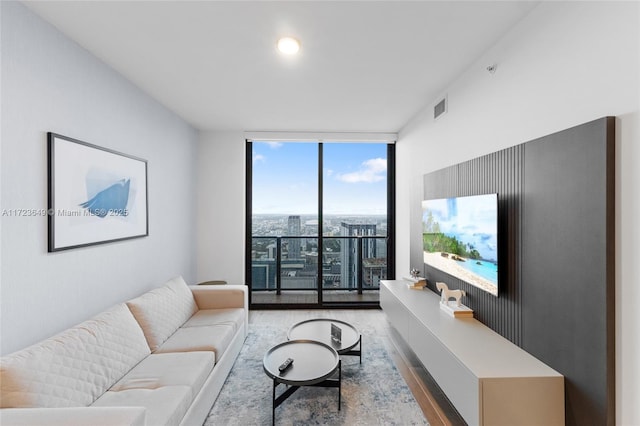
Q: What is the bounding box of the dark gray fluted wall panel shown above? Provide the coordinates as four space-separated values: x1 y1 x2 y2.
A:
421 117 615 426
521 118 615 426
423 146 524 344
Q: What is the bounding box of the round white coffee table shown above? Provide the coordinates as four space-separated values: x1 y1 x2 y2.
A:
287 318 362 363
263 339 341 424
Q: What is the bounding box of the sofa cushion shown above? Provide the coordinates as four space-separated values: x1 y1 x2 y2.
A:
154 324 235 358
190 285 247 310
110 352 214 399
126 276 198 352
92 386 191 426
0 304 150 408
0 407 147 426
182 308 244 332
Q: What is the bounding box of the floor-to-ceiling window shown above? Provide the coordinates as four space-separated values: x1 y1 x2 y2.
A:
246 139 395 309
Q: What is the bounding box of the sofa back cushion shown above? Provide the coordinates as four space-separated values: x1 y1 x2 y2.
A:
126 276 198 352
0 303 150 408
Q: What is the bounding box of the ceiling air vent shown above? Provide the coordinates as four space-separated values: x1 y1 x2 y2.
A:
434 96 447 120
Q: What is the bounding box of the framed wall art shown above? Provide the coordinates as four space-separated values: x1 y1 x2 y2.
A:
47 132 148 252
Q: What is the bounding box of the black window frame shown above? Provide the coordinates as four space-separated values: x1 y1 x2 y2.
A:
245 140 395 309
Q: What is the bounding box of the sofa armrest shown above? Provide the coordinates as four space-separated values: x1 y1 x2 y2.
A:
0 407 146 426
190 285 248 310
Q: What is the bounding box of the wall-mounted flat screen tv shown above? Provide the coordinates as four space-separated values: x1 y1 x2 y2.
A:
422 193 498 296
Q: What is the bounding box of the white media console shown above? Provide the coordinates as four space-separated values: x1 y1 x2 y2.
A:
380 280 564 426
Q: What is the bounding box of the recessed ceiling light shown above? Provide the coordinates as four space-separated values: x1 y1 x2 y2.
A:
277 37 300 55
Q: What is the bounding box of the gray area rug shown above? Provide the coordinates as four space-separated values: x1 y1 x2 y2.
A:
205 320 428 425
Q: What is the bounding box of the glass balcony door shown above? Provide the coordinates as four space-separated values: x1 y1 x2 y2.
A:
247 141 394 308
248 142 319 307
320 143 389 304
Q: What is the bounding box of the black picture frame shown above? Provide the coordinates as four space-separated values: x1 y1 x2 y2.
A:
48 132 148 252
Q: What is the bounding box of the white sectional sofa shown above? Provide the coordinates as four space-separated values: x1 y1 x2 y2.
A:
0 276 248 426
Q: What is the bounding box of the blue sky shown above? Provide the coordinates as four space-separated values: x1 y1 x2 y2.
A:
252 142 387 215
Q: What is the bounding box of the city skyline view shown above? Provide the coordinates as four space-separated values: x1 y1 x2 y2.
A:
252 213 387 237
251 142 388 215
251 214 388 292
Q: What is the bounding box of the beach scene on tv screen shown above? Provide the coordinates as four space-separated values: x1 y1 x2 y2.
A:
422 194 498 296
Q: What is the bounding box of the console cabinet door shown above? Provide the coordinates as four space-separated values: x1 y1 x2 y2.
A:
380 284 409 341
408 318 479 425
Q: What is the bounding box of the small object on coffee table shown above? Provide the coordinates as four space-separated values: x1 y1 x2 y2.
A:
331 323 342 344
278 357 294 373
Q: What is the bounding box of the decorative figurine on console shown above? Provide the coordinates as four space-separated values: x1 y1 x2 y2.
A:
436 282 473 318
436 282 466 306
407 267 426 289
410 267 420 279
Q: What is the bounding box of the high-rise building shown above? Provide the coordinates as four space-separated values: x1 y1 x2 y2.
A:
287 215 301 260
340 222 377 289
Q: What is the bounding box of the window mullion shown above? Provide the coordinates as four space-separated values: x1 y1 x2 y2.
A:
318 142 323 305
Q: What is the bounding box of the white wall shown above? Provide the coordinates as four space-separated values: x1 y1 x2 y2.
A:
0 2 198 355
196 131 245 285
396 2 639 424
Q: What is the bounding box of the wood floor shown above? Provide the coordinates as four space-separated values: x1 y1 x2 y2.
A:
248 309 466 426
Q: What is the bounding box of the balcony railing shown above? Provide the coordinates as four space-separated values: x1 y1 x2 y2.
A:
251 235 388 295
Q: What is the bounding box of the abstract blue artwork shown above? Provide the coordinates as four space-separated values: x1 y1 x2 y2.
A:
48 133 148 251
79 179 131 218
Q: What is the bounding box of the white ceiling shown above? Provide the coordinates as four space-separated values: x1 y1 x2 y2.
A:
25 1 539 133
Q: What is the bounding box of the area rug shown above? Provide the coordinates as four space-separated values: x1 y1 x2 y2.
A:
204 319 428 425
